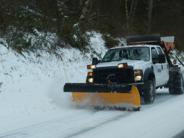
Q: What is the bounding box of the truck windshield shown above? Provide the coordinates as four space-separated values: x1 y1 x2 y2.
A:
102 47 150 62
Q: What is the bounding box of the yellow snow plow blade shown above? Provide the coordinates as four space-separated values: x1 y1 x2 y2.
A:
72 85 140 109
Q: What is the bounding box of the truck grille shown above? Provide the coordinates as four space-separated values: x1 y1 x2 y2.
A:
93 67 134 84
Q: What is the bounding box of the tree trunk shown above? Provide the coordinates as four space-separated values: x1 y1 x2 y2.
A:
147 0 153 33
53 0 64 35
129 0 138 25
125 0 129 31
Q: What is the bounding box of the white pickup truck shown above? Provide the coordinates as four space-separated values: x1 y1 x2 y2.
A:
89 37 184 104
64 35 184 107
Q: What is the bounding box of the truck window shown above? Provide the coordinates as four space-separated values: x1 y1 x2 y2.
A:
151 48 158 58
156 47 164 55
151 47 159 63
102 47 150 62
156 47 166 63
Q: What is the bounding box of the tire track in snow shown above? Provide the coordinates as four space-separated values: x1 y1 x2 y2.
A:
0 109 130 138
0 110 97 138
174 130 184 138
63 112 131 138
62 91 175 138
0 90 177 138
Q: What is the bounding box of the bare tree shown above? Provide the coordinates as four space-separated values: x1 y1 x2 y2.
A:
79 0 92 22
52 0 63 34
147 0 153 33
124 0 138 32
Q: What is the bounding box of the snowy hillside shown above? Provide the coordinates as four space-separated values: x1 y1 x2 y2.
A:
0 32 106 134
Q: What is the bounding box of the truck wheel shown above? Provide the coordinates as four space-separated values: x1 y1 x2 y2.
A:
143 80 156 104
169 67 184 95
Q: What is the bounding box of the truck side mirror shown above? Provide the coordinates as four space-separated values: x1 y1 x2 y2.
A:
92 57 99 65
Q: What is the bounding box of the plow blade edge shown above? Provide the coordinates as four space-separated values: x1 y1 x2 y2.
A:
64 83 141 109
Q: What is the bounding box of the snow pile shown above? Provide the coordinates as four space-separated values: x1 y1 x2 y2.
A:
0 32 106 133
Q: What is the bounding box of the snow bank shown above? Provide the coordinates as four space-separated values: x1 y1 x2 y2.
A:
0 32 106 133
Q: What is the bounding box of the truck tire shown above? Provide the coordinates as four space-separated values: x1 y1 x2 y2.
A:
169 66 184 95
143 80 156 104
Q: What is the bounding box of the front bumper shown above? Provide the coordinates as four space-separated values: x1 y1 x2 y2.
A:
64 82 144 93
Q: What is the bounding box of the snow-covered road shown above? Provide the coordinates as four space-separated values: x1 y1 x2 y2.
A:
1 89 184 138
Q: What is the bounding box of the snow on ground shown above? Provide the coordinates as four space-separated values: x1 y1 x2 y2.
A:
0 32 184 138
0 45 86 133
75 93 184 138
0 32 106 134
0 88 184 138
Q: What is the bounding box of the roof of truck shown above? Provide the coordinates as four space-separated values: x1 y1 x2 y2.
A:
110 45 160 50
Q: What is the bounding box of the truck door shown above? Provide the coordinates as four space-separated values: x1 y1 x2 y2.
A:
151 47 162 86
156 47 169 85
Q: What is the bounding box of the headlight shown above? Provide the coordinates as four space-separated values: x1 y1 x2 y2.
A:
135 75 142 81
118 63 128 68
134 70 143 81
87 65 96 69
118 64 124 68
86 72 94 83
87 72 93 76
87 78 94 83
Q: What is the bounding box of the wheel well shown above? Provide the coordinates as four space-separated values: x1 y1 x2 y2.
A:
144 68 155 82
139 71 155 95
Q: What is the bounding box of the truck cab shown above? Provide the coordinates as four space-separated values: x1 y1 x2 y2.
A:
89 44 169 103
94 45 169 87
